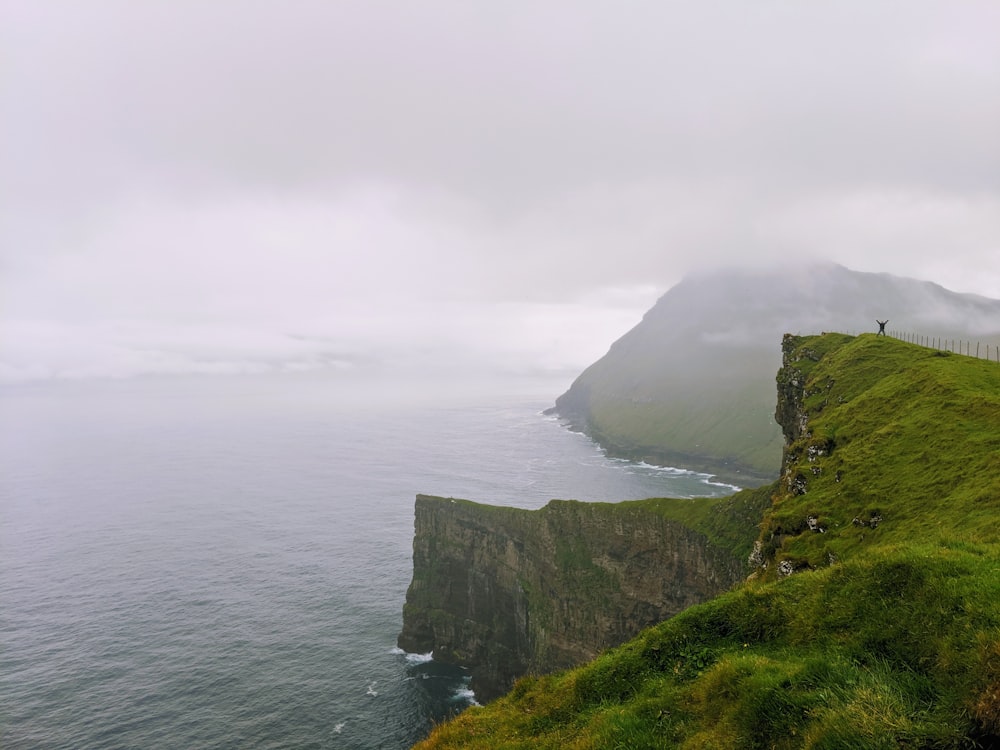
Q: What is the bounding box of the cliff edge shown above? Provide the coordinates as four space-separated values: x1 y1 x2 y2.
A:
398 490 769 701
412 333 1000 748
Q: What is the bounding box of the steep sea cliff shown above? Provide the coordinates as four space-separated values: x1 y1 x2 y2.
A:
409 333 1000 748
397 495 748 701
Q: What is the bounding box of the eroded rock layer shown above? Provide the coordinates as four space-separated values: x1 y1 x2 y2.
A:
397 495 744 701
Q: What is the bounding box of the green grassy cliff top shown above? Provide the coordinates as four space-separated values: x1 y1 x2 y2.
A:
415 333 1000 748
764 333 1000 576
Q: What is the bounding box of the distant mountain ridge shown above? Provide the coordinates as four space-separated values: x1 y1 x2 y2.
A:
551 262 1000 484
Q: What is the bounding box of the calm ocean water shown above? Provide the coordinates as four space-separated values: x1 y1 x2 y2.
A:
0 373 737 749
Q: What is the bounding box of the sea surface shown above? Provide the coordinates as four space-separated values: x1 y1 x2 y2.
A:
0 373 737 749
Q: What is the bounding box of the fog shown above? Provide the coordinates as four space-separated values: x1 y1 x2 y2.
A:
3 1 998 383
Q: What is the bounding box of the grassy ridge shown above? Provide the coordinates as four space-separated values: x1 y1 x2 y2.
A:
765 334 1000 574
415 334 1000 748
419 543 1000 748
582 352 785 483
587 385 784 484
622 484 775 564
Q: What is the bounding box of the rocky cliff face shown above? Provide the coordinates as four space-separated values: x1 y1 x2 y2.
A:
397 494 746 701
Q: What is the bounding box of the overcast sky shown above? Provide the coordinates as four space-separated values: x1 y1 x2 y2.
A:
2 1 998 384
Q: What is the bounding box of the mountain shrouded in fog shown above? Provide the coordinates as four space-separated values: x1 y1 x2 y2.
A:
551 263 1000 484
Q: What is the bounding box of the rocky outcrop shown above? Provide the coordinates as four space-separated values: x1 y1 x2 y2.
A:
774 333 811 447
397 495 746 701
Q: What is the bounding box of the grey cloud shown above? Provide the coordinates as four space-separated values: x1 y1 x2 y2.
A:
6 2 998 201
2 1 999 382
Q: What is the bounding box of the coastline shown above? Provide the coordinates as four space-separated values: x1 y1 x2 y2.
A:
547 409 775 489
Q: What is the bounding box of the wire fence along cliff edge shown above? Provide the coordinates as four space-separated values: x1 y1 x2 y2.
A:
885 330 1000 363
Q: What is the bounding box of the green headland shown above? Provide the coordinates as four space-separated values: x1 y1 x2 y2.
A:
414 333 1000 748
550 264 1000 486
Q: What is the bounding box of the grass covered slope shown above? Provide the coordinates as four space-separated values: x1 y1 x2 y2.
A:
552 264 1000 485
765 333 1000 573
626 483 775 566
416 334 1000 748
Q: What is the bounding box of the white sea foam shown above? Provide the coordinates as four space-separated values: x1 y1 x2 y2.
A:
390 646 433 664
451 686 480 706
705 479 742 492
404 650 434 665
635 461 695 475
634 460 742 491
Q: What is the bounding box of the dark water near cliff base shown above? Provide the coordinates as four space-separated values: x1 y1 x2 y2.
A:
0 373 736 749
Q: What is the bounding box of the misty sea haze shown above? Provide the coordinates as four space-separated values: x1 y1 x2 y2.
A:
0 373 738 749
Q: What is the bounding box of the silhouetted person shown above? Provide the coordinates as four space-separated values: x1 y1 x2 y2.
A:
876 319 888 336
